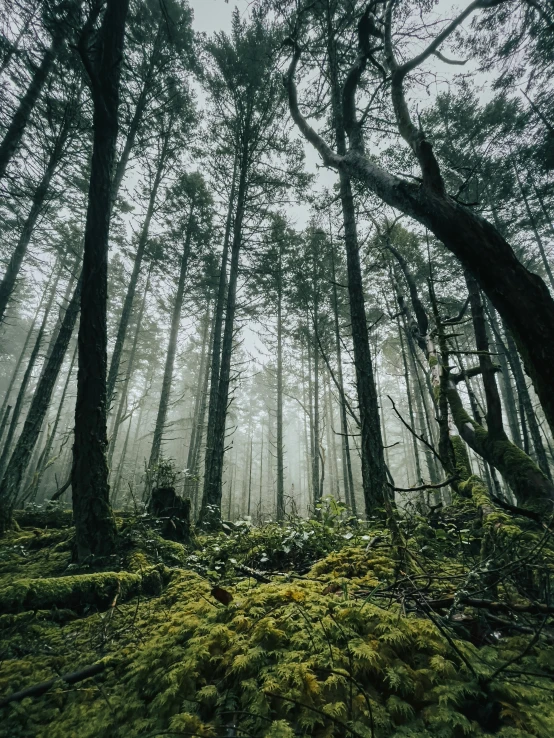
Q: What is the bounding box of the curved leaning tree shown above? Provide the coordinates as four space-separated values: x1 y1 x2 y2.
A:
264 0 554 449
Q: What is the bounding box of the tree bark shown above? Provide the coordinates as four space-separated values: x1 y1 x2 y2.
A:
323 5 386 511
26 340 77 502
485 302 523 449
188 306 215 516
71 0 129 561
311 250 320 506
503 326 552 480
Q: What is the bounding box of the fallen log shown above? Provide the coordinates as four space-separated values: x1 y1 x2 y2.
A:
0 566 166 614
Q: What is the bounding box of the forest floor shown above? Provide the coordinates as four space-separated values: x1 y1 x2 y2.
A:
1 499 554 737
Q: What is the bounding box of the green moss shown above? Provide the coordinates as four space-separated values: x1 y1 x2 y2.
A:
0 566 165 614
1 517 554 738
450 435 472 482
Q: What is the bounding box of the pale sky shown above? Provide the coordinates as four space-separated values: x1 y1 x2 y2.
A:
189 0 250 35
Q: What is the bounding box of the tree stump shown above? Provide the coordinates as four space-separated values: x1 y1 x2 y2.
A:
148 486 191 542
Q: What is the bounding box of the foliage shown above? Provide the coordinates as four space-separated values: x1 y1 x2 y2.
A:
2 497 554 737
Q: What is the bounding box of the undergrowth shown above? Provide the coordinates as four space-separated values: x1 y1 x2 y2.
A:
1 496 554 737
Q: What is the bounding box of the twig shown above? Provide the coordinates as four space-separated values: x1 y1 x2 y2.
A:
485 617 548 684
387 394 444 464
0 662 107 707
388 475 458 493
235 563 271 584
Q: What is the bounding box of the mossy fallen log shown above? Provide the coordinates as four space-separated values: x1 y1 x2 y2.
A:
13 507 73 529
0 565 166 614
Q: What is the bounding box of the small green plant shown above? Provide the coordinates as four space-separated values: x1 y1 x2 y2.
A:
143 456 182 500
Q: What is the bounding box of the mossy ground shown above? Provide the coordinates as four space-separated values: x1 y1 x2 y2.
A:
1 502 554 738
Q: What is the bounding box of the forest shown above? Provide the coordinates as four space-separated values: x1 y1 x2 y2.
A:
2 0 554 735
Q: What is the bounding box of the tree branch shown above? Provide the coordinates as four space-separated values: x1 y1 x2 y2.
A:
283 39 341 169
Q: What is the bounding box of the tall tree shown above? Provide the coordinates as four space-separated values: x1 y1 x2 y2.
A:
147 172 212 475
71 0 129 561
199 10 303 525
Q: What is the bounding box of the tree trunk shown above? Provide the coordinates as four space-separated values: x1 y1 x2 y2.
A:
0 118 70 323
330 243 356 513
106 138 169 404
0 32 63 181
341 173 387 512
323 7 386 511
0 277 81 531
0 406 12 451
503 326 552 480
247 430 253 516
397 313 422 484
71 0 129 561
0 282 46 416
188 307 215 516
111 22 163 205
300 341 312 504
148 208 194 472
26 340 77 502
200 147 247 525
276 244 285 520
112 412 133 506
325 371 340 500
107 263 152 468
0 269 60 482
404 325 440 484
311 251 320 506
185 302 211 502
199 157 237 522
485 302 523 448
